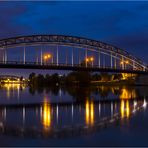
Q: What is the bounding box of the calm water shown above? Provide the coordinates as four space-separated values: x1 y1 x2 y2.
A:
0 84 148 146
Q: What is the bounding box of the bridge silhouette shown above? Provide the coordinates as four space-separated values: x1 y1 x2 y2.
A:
0 34 147 74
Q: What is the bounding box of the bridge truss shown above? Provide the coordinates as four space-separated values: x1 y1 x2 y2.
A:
0 35 147 73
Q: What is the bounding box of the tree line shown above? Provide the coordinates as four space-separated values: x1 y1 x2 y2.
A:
28 71 126 87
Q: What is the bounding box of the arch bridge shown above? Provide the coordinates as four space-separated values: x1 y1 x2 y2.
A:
0 35 147 74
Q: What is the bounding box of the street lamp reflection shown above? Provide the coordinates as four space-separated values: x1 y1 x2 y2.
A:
120 100 130 118
85 100 94 126
121 100 125 118
126 101 130 118
120 88 136 99
42 101 51 129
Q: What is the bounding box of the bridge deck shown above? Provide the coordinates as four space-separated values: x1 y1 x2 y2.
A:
0 61 147 74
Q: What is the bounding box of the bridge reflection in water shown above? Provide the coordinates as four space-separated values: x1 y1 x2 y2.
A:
0 84 147 138
0 97 146 138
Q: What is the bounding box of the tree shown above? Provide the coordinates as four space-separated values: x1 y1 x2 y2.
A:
50 73 60 85
100 72 111 82
29 72 36 85
37 74 44 86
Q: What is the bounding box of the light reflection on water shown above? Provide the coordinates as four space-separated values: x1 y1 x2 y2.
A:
0 84 147 138
120 100 130 119
42 101 51 129
85 100 94 126
0 98 146 138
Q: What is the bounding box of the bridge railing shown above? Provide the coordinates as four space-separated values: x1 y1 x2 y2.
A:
0 60 146 72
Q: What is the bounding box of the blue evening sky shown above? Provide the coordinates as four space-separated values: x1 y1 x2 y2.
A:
0 1 148 76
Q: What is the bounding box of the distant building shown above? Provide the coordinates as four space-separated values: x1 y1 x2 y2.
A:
0 75 27 84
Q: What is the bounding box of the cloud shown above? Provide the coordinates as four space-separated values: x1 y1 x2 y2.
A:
0 1 148 63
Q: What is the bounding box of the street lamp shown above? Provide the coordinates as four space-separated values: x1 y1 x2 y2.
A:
43 55 47 64
125 60 129 69
90 57 94 66
125 60 129 64
120 60 129 69
120 61 124 69
120 61 124 65
85 57 94 67
86 58 89 62
43 54 52 64
85 58 89 67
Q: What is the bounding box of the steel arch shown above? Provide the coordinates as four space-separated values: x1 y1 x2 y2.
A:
0 34 147 70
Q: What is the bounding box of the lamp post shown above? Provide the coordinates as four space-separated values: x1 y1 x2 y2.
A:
125 60 129 69
85 57 94 67
120 61 124 70
90 57 94 67
120 60 129 70
85 58 89 67
43 54 52 64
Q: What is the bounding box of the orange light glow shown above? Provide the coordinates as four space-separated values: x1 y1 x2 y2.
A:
86 58 89 62
90 57 94 61
44 55 47 60
126 100 130 118
125 60 129 64
120 88 136 99
44 54 52 61
42 101 51 129
120 100 130 119
121 100 125 118
85 100 94 126
47 54 51 58
120 61 124 65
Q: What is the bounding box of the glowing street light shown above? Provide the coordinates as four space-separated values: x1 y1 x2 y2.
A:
125 60 129 69
120 60 129 69
44 55 47 60
125 60 129 64
120 61 124 65
43 53 52 64
85 58 89 67
90 57 94 66
90 57 94 61
86 58 89 62
47 54 51 58
85 57 94 67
